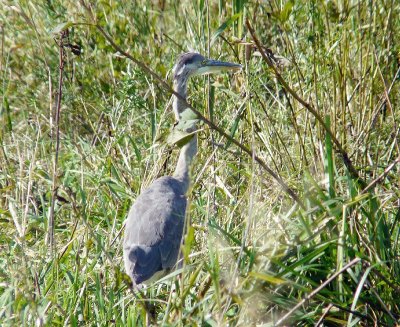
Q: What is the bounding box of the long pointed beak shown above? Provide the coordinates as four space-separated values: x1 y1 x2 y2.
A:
195 59 242 75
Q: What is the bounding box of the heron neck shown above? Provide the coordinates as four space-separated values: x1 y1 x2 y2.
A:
173 77 189 120
173 136 197 193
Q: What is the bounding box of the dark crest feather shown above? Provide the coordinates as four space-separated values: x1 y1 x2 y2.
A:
173 52 204 78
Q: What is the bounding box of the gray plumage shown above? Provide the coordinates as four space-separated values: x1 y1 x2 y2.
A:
123 52 241 287
123 177 186 284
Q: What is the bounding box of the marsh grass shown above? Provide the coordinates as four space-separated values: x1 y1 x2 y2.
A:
0 0 399 326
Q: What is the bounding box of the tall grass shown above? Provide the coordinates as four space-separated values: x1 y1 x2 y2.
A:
0 0 399 325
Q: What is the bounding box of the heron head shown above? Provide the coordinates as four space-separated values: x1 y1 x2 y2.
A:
173 52 241 81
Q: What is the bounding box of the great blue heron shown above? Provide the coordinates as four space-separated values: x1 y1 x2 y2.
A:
123 52 241 287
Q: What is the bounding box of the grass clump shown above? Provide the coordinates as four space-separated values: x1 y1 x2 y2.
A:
0 0 399 326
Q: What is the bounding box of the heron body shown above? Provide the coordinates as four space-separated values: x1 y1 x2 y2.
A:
123 176 187 284
123 52 241 287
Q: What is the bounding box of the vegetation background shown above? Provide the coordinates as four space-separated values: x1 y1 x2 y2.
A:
1 0 399 326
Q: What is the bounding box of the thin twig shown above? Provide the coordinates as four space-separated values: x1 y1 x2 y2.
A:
245 19 367 189
329 302 373 324
361 155 400 194
373 46 399 154
314 303 333 327
365 279 397 321
275 257 361 326
47 30 66 249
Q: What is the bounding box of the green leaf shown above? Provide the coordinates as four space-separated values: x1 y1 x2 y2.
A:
168 108 200 146
225 100 246 149
178 108 198 121
249 272 286 285
324 115 335 198
211 13 241 45
279 0 294 22
167 129 196 147
182 226 195 262
174 108 199 133
175 118 199 131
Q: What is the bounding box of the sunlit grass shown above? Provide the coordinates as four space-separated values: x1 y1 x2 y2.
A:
0 0 399 326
